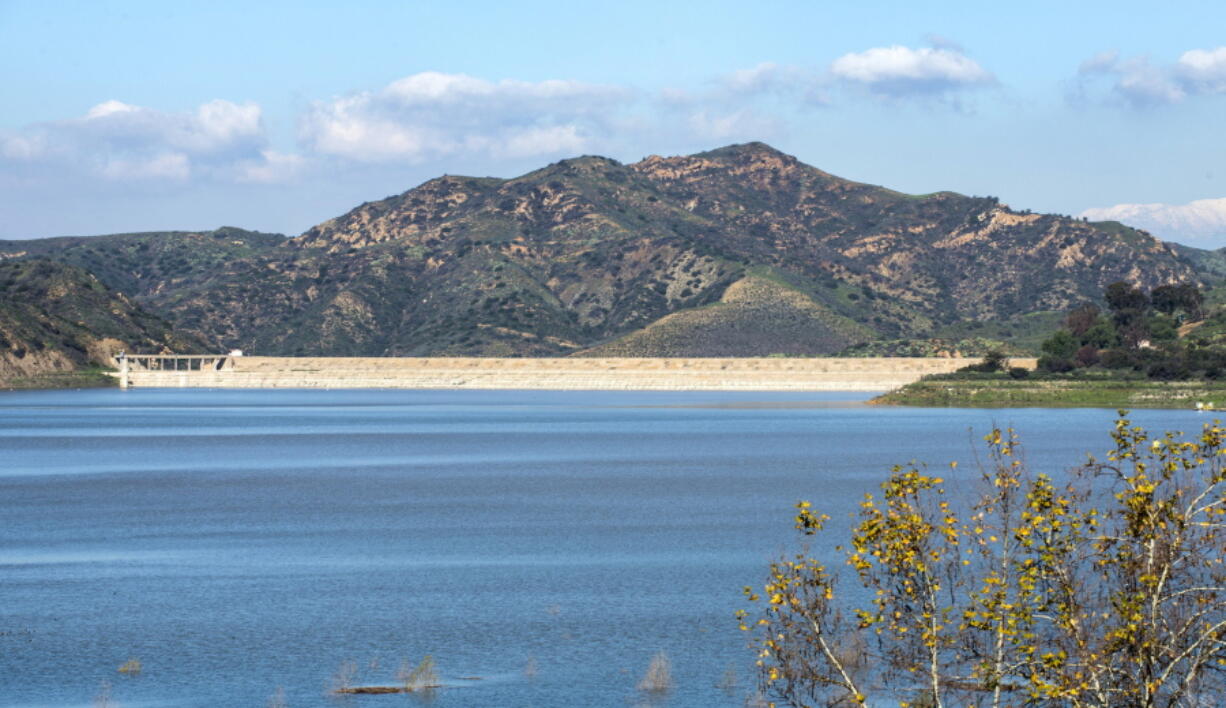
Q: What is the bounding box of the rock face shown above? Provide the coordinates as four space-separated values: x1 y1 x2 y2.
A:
1 143 1199 357
0 259 205 381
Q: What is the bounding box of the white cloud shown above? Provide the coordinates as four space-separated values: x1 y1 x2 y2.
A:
1 98 279 182
100 152 191 181
1081 197 1226 243
1 134 48 160
494 125 587 159
1115 62 1186 105
85 100 140 119
384 72 493 102
713 62 830 106
188 100 263 151
1077 46 1226 106
829 45 993 96
1076 53 1184 106
686 109 784 142
923 34 964 52
298 72 630 163
1177 47 1226 93
75 98 264 154
1078 50 1120 75
722 62 790 94
236 150 307 184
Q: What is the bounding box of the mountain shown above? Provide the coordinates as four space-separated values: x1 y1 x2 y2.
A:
0 143 1201 358
1171 242 1226 283
0 258 206 383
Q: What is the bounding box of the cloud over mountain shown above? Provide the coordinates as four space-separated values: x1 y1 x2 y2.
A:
297 72 629 163
1081 197 1226 243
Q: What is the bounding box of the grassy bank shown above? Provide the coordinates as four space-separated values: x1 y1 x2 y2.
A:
873 377 1226 408
0 368 118 391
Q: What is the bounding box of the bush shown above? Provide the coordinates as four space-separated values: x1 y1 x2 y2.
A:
1037 355 1074 373
1099 347 1138 370
1074 344 1100 367
959 350 1009 374
742 415 1226 707
1145 357 1191 381
1007 366 1030 379
1148 315 1178 341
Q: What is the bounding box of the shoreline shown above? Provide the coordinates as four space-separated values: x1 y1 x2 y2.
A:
873 378 1226 409
0 369 117 391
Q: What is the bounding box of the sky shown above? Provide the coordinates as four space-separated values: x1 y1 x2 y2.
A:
2 0 1225 246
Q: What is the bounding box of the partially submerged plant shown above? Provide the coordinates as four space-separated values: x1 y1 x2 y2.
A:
717 664 738 694
637 651 673 693
92 680 113 708
330 659 358 693
396 655 439 692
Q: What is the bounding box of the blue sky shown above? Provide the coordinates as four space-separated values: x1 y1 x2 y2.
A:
3 0 1225 245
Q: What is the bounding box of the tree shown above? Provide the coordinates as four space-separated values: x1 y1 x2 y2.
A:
1152 284 1206 320
1038 330 1078 372
1105 282 1150 314
1104 282 1151 347
1065 303 1101 338
742 414 1226 708
1040 330 1077 359
961 350 1010 374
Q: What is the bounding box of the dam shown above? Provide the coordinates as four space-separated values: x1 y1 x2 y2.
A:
114 354 1036 391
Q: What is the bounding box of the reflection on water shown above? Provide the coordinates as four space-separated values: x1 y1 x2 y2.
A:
0 388 1203 707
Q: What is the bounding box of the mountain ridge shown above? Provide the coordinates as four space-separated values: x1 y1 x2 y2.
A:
0 143 1202 362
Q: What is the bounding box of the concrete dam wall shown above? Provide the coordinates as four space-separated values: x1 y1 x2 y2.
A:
118 356 1038 392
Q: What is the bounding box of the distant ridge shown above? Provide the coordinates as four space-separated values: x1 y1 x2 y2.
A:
0 143 1198 360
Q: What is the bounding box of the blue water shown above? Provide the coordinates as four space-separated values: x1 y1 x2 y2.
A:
0 388 1207 707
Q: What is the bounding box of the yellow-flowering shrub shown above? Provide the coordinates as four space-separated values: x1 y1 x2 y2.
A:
742 412 1226 708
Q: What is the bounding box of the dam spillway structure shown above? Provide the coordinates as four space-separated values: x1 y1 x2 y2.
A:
116 353 236 389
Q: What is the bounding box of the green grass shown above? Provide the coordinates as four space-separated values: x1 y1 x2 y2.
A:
874 378 1226 409
933 310 1064 354
1087 220 1150 247
0 368 118 390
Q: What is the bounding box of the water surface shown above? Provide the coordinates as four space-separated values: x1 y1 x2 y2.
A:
0 389 1205 706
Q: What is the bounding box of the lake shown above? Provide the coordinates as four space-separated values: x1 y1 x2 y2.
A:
0 388 1206 707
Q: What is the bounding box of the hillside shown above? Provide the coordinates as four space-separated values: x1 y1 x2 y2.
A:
0 143 1201 358
0 258 206 384
578 274 874 357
